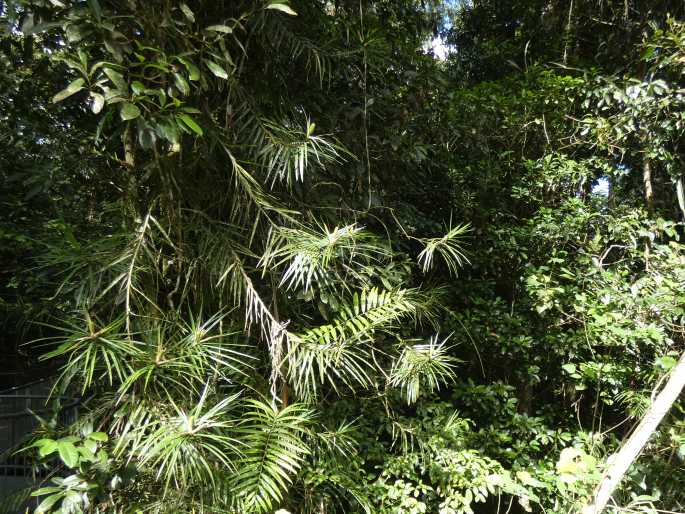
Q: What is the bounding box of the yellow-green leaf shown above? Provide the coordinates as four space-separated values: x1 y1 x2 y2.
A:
177 114 203 136
266 3 297 15
90 92 105 114
57 441 79 468
52 78 85 103
173 73 190 96
87 431 108 442
120 102 141 121
180 2 195 22
205 60 228 79
205 24 233 34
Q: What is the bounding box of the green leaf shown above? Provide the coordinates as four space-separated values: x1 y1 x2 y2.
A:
177 114 203 136
52 78 85 103
656 355 677 371
31 487 61 496
83 439 98 454
78 446 99 463
131 81 146 94
156 119 180 143
120 103 141 121
57 441 80 468
87 431 108 442
65 24 84 43
88 0 102 22
138 125 157 149
173 73 190 96
561 363 576 374
180 3 195 22
90 92 105 114
205 24 233 34
103 67 127 92
37 439 59 457
178 58 200 81
205 60 228 79
22 21 63 35
266 3 298 15
35 493 63 513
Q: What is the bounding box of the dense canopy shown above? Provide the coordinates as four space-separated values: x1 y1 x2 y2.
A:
1 0 685 513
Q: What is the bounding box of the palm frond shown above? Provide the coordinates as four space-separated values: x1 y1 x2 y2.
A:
389 334 459 404
301 288 417 344
220 143 299 228
37 221 130 310
261 223 390 292
251 11 336 85
417 223 470 275
287 288 417 400
0 487 32 514
231 400 312 513
40 314 139 394
258 118 346 186
126 387 243 493
298 420 372 513
117 313 252 399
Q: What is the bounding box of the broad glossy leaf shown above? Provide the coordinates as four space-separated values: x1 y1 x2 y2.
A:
37 439 59 457
173 73 190 96
88 0 102 21
57 441 80 468
120 102 141 121
205 60 228 79
156 119 180 143
90 92 105 114
138 125 157 149
35 493 62 513
31 487 61 497
178 58 200 81
87 431 108 442
103 67 127 92
131 81 146 94
52 78 85 103
177 114 203 135
83 439 98 454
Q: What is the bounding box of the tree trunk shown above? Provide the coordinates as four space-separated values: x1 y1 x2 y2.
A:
584 350 685 514
643 158 653 214
676 175 685 220
123 124 138 224
563 0 574 64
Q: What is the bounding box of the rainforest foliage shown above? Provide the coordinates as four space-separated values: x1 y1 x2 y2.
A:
2 0 685 513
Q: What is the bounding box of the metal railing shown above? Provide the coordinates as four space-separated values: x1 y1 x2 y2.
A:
0 378 79 478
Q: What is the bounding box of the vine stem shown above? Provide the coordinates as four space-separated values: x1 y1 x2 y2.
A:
584 350 685 514
360 0 371 209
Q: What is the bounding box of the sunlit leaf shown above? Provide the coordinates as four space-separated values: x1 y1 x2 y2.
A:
52 78 85 103
266 3 298 16
120 102 141 120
